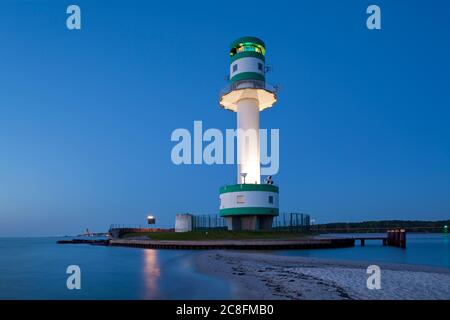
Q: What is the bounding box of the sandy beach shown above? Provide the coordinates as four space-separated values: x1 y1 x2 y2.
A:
195 251 450 300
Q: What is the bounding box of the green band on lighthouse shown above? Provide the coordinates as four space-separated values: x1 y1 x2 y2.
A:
219 184 279 194
230 72 265 83
220 207 279 217
230 51 265 63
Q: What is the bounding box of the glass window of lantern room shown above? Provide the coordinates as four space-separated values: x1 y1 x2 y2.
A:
244 45 254 52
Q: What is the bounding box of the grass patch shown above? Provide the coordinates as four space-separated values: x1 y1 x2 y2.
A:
122 230 312 241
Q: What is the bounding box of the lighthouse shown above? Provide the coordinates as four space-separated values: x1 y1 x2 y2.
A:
219 36 279 231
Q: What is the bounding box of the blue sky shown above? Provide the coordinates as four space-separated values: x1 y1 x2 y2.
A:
1 0 449 236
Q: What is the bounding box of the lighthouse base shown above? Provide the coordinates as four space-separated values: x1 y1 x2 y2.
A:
219 184 279 231
225 215 274 231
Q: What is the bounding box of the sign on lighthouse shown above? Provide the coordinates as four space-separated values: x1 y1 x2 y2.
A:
219 36 279 231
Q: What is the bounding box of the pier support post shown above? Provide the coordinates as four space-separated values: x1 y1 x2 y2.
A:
387 229 407 248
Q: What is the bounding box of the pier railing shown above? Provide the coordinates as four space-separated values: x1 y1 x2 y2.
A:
310 225 445 233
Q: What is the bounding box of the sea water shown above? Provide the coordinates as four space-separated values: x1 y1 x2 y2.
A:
0 237 231 299
0 233 448 299
277 233 450 268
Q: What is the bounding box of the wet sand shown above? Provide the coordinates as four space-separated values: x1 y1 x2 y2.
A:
195 251 450 300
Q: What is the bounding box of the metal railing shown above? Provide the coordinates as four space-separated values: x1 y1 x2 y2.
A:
191 212 310 232
219 80 279 98
110 224 145 229
110 212 311 233
272 213 310 232
192 215 227 230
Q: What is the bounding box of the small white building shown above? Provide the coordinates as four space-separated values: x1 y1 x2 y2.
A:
175 214 193 232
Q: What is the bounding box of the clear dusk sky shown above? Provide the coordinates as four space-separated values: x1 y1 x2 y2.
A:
1 0 449 236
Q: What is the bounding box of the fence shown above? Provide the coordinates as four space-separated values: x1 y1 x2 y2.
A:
191 213 310 232
192 215 228 230
272 213 310 232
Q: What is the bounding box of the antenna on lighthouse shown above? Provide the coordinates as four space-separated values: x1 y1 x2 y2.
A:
240 173 247 184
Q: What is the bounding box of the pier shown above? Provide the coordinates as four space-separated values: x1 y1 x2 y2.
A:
108 238 355 250
352 229 406 248
56 237 355 249
57 239 109 245
109 227 173 239
353 236 387 247
386 229 407 248
57 230 407 250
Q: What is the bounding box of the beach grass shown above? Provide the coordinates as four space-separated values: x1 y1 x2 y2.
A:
122 230 312 240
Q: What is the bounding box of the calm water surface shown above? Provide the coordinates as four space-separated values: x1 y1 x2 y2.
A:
277 233 450 268
0 233 448 299
0 237 232 299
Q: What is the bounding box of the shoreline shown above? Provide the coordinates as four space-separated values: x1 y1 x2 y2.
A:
194 251 450 300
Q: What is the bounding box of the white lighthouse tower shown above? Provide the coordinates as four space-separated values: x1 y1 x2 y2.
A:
219 36 279 231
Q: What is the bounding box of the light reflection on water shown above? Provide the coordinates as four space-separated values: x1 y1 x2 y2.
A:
142 249 160 299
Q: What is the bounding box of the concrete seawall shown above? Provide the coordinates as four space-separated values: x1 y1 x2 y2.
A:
108 238 355 250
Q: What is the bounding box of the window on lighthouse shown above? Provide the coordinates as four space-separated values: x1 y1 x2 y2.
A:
236 195 245 204
233 64 238 72
268 196 274 204
230 43 265 57
258 62 263 71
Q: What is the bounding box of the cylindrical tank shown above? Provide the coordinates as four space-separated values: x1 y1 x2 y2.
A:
175 214 193 232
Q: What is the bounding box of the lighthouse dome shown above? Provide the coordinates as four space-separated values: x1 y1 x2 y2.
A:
229 36 266 84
